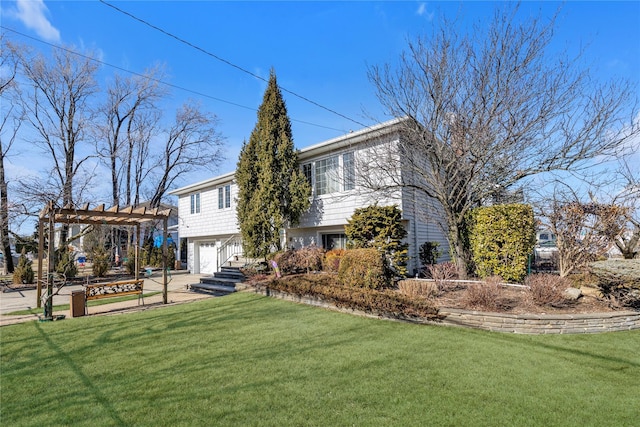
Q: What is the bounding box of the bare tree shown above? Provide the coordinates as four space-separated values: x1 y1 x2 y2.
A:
147 101 225 208
96 66 166 207
19 46 99 243
365 4 639 278
0 34 22 273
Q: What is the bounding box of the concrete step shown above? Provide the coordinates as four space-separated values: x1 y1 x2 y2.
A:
189 282 237 295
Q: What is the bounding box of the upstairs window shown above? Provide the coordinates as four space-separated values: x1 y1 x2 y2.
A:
343 152 355 191
315 156 340 196
190 193 200 214
218 185 231 209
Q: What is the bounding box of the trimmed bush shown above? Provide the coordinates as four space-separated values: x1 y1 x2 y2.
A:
345 204 409 277
323 249 346 272
590 259 640 309
338 248 389 290
468 204 536 282
524 274 571 307
12 249 34 284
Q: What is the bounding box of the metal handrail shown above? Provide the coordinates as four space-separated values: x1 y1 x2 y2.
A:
216 234 243 271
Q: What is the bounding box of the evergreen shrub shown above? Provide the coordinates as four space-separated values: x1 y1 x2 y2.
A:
92 247 110 277
55 248 77 279
338 248 389 290
468 204 535 282
13 249 34 284
345 205 409 277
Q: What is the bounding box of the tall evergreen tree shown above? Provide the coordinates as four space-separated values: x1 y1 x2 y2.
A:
236 70 311 259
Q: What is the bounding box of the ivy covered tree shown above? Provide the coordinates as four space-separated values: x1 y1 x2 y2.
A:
344 204 409 277
236 70 311 259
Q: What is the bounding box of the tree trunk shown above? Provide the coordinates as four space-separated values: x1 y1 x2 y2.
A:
0 155 14 274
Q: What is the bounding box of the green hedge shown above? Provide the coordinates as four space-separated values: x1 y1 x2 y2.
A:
338 248 389 289
468 204 535 282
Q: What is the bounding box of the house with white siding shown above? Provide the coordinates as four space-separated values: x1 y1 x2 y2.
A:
169 118 449 276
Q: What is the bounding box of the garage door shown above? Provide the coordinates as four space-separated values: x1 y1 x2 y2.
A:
199 242 218 275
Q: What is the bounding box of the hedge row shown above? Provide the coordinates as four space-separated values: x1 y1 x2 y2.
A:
256 274 440 320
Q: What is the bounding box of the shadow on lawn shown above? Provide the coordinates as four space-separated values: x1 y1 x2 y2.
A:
34 322 127 426
469 327 640 369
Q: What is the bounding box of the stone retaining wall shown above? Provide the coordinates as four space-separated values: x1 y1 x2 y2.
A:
252 287 640 334
438 308 640 334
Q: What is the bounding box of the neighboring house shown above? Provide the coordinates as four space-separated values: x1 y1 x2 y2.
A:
170 118 449 275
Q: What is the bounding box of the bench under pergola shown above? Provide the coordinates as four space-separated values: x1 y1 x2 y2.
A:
37 201 172 320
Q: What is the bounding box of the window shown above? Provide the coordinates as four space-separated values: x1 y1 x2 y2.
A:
322 233 347 250
303 163 312 185
218 185 231 209
343 152 355 191
315 156 340 196
190 193 200 214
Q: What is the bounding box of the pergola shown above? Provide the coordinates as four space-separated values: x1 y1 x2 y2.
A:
37 201 172 319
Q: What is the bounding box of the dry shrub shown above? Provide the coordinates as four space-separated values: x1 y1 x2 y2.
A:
427 262 458 292
397 279 439 299
323 249 346 272
524 273 571 307
462 276 502 311
296 245 324 273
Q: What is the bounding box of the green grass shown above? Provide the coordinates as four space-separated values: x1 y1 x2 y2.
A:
1 292 638 426
5 292 162 315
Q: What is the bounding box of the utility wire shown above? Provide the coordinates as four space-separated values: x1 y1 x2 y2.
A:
1 25 346 133
99 0 369 129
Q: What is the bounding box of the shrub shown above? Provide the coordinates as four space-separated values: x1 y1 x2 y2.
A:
468 204 536 282
256 274 440 319
92 247 110 277
426 262 458 292
296 245 324 273
272 250 299 274
338 248 389 290
419 241 442 268
55 248 77 279
13 249 34 285
345 204 409 277
524 274 571 307
590 259 640 309
397 279 439 299
323 249 346 272
124 247 137 275
461 276 502 311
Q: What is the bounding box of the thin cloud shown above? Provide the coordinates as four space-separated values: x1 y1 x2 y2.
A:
14 0 60 42
416 2 434 21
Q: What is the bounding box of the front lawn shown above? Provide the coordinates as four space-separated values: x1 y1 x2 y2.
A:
1 292 638 426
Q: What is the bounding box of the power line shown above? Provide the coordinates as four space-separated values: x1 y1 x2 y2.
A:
99 0 369 129
0 25 346 133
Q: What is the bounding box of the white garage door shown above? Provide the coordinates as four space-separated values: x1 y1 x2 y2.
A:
199 242 218 275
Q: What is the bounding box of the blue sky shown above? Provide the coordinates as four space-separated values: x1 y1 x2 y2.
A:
1 1 639 200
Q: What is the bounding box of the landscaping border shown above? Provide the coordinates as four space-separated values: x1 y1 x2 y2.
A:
252 287 640 334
